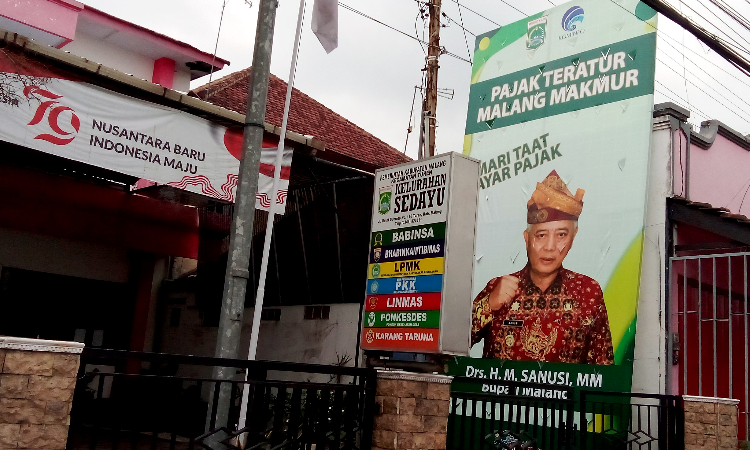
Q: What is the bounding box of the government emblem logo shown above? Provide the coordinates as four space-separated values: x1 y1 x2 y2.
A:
370 280 379 293
527 16 548 49
378 186 392 214
371 263 381 278
367 312 376 327
561 6 584 31
368 296 378 310
373 247 382 262
366 329 375 344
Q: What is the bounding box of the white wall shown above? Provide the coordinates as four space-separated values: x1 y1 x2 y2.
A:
63 33 192 92
0 226 130 283
631 115 674 395
64 33 154 81
159 301 362 380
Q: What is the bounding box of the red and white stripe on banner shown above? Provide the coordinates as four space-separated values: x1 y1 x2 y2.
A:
0 49 295 207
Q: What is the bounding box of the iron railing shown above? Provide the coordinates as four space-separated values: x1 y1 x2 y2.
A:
579 391 683 450
448 378 575 450
669 251 750 440
66 348 377 450
448 378 684 450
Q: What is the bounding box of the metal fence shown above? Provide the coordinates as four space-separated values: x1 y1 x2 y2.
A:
447 378 683 450
670 251 750 440
579 391 683 450
66 348 377 450
447 378 575 450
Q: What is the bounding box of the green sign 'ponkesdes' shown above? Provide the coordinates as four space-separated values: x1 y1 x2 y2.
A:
365 310 441 328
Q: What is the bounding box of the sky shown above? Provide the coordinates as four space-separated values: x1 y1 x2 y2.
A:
81 0 750 161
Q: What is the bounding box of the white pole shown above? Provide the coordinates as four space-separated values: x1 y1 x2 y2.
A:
237 0 307 434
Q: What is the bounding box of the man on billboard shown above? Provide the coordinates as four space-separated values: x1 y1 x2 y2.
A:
471 170 614 365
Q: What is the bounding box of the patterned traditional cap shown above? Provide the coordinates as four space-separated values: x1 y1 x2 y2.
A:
527 170 585 224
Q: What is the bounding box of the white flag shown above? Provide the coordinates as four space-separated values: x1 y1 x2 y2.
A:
312 0 338 53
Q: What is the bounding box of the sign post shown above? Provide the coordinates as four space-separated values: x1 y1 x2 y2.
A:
361 152 479 355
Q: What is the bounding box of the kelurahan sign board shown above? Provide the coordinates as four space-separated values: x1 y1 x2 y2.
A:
361 152 479 355
455 0 657 396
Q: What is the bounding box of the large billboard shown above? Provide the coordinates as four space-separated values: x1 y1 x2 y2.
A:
456 0 657 394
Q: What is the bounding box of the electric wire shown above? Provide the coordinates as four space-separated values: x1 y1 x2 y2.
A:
498 0 526 17
658 47 750 111
666 0 750 57
658 34 750 90
338 2 471 63
204 0 228 100
677 0 691 111
445 0 501 27
415 10 427 54
609 0 750 85
707 0 750 35
655 80 712 119
657 56 750 121
454 0 474 64
694 0 750 50
442 12 476 36
404 85 419 153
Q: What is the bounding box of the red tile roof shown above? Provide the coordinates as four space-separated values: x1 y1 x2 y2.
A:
191 68 411 170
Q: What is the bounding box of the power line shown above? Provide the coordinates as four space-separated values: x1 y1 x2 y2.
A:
694 0 750 50
445 0 501 27
454 0 474 64
657 56 750 121
707 0 750 35
404 85 420 153
498 0 526 17
338 2 471 63
658 33 750 90
611 0 750 77
655 80 712 119
658 47 750 111
665 0 750 57
205 0 229 100
441 11 476 36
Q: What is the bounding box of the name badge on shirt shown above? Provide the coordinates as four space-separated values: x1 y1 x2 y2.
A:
503 319 524 328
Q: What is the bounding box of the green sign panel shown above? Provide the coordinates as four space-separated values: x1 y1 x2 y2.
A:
370 222 446 247
364 310 441 328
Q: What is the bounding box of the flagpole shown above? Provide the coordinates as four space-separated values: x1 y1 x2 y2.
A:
237 0 307 433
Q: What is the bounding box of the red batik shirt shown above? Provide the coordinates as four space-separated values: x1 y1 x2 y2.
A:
471 265 614 365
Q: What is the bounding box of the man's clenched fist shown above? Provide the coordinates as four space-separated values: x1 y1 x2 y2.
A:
488 275 520 310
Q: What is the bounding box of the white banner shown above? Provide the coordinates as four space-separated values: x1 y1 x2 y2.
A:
0 66 291 210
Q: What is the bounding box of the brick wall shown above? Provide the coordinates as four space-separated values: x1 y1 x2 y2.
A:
683 395 739 450
372 370 452 450
0 337 83 450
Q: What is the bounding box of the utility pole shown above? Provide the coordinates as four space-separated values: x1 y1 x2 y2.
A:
209 0 279 430
423 0 441 158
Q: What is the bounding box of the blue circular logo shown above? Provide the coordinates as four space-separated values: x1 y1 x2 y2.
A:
562 6 584 31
